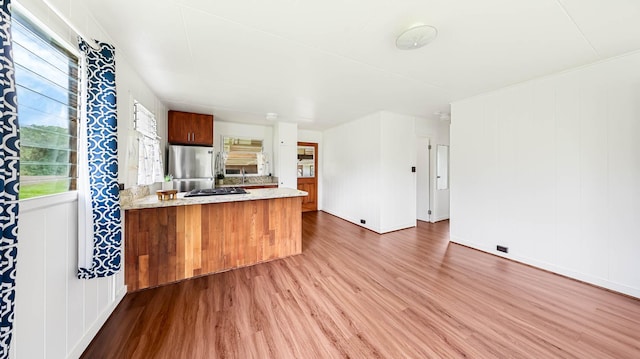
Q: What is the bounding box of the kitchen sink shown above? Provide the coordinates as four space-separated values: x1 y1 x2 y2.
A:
184 187 247 197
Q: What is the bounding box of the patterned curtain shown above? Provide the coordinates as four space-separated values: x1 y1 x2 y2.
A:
77 38 122 279
0 0 20 356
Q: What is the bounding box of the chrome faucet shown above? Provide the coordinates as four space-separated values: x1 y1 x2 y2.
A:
241 167 246 184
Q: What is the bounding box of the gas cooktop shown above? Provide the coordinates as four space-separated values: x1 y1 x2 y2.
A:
184 187 247 197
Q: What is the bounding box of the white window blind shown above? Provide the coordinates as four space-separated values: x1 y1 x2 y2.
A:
134 102 163 185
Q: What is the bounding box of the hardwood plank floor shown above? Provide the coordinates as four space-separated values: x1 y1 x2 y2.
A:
82 212 640 358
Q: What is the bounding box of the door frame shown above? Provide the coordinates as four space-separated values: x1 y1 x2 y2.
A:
297 142 318 212
416 137 432 222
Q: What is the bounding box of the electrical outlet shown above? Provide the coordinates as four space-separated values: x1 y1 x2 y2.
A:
360 219 366 224
497 245 508 253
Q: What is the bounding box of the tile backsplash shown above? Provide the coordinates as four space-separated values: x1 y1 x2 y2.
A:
221 176 278 185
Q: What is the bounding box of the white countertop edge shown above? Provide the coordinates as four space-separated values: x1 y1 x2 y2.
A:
123 187 308 210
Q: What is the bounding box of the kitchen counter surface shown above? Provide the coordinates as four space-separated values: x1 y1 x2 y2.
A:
122 187 307 210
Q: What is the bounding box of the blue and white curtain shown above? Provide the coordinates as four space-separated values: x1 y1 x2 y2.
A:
77 38 122 279
0 0 20 356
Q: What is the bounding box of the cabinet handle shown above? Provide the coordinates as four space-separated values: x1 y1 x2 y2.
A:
192 133 195 142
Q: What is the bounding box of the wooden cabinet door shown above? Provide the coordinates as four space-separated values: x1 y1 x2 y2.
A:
168 110 192 144
191 114 214 145
168 111 214 145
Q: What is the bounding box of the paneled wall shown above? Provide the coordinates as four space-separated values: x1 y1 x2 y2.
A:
450 51 640 298
273 122 298 188
379 112 417 232
324 112 383 231
12 0 169 357
323 111 419 233
12 195 126 359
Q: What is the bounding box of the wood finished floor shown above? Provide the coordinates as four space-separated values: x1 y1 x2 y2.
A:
82 212 640 358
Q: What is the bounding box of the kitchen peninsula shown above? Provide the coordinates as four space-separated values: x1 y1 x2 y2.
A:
122 188 307 292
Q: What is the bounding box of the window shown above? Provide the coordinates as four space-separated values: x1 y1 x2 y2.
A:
134 101 163 185
13 12 79 199
297 145 315 178
222 137 266 176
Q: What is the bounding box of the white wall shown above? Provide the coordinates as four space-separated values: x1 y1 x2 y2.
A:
380 112 416 232
450 50 640 298
324 112 382 231
273 122 298 188
119 68 168 188
12 0 168 357
13 195 126 359
298 129 323 210
323 111 418 233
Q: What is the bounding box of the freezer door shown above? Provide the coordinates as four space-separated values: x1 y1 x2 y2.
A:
168 145 215 179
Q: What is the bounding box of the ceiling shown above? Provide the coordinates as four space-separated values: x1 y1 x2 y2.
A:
83 0 640 130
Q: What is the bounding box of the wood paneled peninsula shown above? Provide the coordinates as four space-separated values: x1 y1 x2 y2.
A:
122 188 307 292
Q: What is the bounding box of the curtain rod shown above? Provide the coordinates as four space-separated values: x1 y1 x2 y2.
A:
41 0 100 50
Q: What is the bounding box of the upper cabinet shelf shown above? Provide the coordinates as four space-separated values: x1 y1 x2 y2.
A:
168 110 214 145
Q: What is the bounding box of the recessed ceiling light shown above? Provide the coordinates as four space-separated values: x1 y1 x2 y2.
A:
396 25 438 50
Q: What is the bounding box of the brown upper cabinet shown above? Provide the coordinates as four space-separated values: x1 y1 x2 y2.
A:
168 110 214 145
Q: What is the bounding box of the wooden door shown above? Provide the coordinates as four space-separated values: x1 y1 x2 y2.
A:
297 142 318 212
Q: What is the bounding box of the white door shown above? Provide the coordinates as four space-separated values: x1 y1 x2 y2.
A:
416 137 431 222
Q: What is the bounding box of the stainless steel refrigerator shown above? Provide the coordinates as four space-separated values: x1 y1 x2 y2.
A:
167 145 215 192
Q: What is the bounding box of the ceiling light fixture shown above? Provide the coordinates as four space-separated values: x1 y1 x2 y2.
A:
434 111 450 121
396 24 438 50
265 112 278 121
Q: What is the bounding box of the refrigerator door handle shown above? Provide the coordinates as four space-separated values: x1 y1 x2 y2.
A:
210 148 215 178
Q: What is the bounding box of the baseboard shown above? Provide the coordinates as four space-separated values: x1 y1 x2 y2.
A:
449 236 640 299
432 215 449 223
379 222 416 234
67 285 127 359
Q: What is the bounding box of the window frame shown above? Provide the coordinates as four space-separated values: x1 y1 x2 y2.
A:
221 136 265 177
13 5 82 201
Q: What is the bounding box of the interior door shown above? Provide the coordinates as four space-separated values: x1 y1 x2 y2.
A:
297 142 318 212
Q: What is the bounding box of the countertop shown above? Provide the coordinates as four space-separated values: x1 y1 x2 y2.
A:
122 187 307 210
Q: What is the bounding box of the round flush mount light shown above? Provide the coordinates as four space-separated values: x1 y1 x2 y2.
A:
265 112 278 121
396 24 438 50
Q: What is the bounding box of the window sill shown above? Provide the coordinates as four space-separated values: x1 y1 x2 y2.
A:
20 191 78 213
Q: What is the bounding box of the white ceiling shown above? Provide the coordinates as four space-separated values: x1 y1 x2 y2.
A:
84 0 640 130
